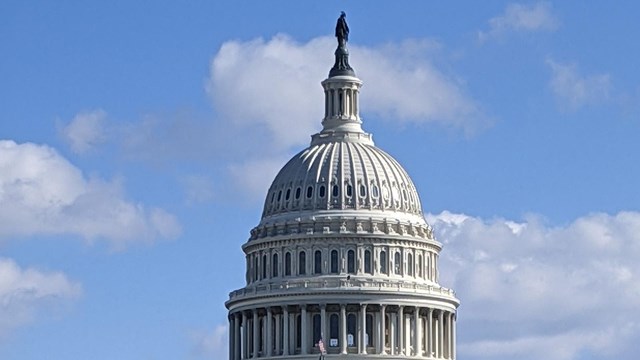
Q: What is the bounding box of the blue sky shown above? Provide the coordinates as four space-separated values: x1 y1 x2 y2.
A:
1 1 639 359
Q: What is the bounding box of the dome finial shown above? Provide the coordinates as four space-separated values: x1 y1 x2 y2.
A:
330 11 355 77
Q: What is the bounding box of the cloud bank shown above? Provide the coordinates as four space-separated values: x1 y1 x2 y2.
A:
428 211 640 360
0 140 181 249
0 258 81 338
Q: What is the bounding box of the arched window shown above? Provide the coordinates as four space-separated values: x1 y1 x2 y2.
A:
272 253 279 277
306 186 313 199
277 190 282 202
262 254 268 279
330 314 339 347
299 251 306 275
346 184 353 197
285 188 291 200
359 184 366 197
407 253 413 276
364 250 372 274
347 250 355 274
295 187 301 199
254 256 259 281
332 184 339 197
372 184 379 198
380 250 387 274
347 314 357 347
330 250 339 274
417 254 423 278
319 185 326 198
314 250 322 274
312 314 322 346
394 252 401 275
285 252 292 276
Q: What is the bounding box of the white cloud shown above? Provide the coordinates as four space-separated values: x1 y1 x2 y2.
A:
479 2 559 42
0 257 82 338
427 210 640 360
547 59 612 111
207 34 483 152
60 109 108 154
190 324 228 359
0 140 181 249
228 156 288 203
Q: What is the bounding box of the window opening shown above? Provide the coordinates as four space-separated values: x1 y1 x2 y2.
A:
319 185 326 198
314 250 322 274
272 253 279 277
299 251 306 275
262 254 267 279
380 250 387 274
295 187 301 199
285 252 292 276
330 250 339 274
306 186 313 199
347 250 355 274
364 250 372 274
394 252 401 275
332 184 339 197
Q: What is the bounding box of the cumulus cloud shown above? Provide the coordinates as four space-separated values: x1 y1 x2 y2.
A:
0 140 181 249
190 324 228 358
228 156 289 202
479 2 559 42
207 34 483 151
0 258 82 338
60 109 108 154
427 210 640 360
547 59 612 111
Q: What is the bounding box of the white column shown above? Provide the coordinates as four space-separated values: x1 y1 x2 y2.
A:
320 304 327 342
275 313 281 355
427 308 433 358
415 307 422 357
252 310 259 359
438 311 444 358
234 313 241 360
452 313 457 360
229 314 234 360
360 304 367 354
380 305 387 355
398 306 405 355
301 305 308 354
282 307 290 356
274 314 282 355
340 304 347 354
390 312 396 355
266 308 272 356
241 312 248 359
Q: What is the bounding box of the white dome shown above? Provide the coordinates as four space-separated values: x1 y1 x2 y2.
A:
261 140 423 221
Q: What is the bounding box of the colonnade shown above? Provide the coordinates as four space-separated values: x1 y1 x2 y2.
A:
324 87 358 119
228 303 456 359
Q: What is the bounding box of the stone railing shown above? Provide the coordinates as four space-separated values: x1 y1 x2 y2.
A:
228 277 456 301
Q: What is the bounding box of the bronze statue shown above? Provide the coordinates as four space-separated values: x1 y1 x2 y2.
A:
335 11 349 47
329 11 355 77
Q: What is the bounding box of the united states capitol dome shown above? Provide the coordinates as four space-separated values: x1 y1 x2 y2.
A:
228 13 458 360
